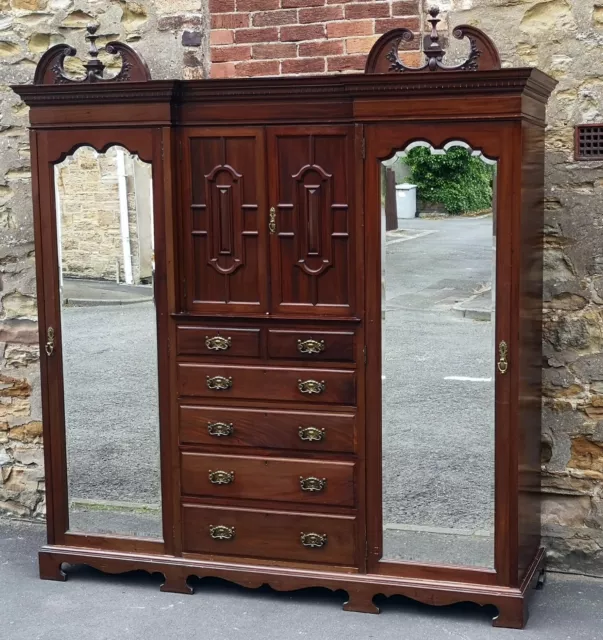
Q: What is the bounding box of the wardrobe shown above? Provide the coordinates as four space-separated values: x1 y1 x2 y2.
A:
13 11 556 628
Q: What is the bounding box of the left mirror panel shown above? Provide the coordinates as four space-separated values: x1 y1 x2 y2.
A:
54 146 162 539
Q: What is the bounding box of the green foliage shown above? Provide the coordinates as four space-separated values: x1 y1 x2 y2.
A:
402 146 495 215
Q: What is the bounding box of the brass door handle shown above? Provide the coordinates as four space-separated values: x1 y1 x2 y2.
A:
208 470 235 485
208 422 234 437
298 379 326 395
298 426 326 442
300 476 327 492
45 327 55 357
269 207 276 234
205 335 231 351
209 525 235 541
300 532 327 549
498 340 509 374
297 339 325 355
206 376 233 391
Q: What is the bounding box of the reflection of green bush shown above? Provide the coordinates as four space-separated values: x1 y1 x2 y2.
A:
402 146 495 215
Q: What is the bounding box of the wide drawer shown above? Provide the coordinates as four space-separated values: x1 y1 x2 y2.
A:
267 329 355 362
177 364 356 405
179 405 356 453
177 326 260 358
181 452 355 507
182 504 356 566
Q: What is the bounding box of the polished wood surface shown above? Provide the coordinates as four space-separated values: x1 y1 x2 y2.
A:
15 25 556 628
182 504 357 565
179 404 356 453
181 452 356 506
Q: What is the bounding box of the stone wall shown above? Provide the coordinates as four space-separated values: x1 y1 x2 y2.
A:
0 1 210 519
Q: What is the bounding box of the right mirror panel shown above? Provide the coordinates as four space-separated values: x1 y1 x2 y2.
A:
381 142 497 568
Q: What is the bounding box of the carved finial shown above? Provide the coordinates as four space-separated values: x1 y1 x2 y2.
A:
364 4 502 74
84 24 105 82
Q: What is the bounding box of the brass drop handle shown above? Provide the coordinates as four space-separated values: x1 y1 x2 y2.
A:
269 207 276 234
297 339 325 355
45 327 55 357
497 340 509 375
209 525 235 541
300 476 327 492
206 376 233 391
208 422 234 437
205 335 231 351
208 470 235 485
298 379 326 395
298 426 326 442
300 532 327 549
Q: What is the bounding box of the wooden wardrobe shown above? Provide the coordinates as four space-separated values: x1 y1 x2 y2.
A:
14 12 556 629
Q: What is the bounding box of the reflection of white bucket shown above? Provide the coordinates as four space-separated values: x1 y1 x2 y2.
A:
396 183 417 220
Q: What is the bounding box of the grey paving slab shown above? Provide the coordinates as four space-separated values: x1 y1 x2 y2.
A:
1 519 601 640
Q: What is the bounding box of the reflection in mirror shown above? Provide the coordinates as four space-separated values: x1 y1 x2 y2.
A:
381 141 497 568
55 146 162 538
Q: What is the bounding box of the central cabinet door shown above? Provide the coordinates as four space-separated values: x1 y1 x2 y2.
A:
268 126 356 316
182 128 268 314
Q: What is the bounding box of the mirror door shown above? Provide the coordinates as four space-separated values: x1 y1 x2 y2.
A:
51 144 163 540
373 136 501 571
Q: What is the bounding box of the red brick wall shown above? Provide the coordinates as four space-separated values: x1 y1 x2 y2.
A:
210 0 423 78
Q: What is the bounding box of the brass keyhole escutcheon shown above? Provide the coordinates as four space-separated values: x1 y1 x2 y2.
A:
269 207 276 234
498 340 509 375
45 327 55 357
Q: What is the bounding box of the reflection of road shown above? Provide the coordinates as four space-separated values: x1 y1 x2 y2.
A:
62 302 161 508
382 215 495 567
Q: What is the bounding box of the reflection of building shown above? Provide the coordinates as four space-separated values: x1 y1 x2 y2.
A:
55 147 154 285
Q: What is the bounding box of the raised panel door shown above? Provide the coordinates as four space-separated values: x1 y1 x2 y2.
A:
268 126 356 316
182 128 268 313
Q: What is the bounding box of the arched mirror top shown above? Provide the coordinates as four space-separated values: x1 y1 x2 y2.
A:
381 139 498 167
365 6 501 75
34 24 151 86
51 141 155 167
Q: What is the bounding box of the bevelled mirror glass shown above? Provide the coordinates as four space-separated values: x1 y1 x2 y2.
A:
54 146 162 539
380 141 497 568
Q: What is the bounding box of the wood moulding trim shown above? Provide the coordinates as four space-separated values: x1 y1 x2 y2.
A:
39 546 545 628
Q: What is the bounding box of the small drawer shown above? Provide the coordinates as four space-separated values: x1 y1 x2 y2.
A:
181 452 355 507
177 326 260 358
182 504 356 566
268 330 355 362
179 405 356 453
178 364 356 405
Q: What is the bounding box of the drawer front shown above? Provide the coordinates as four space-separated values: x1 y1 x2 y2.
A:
177 326 260 358
268 330 355 362
182 504 356 565
178 364 356 405
181 452 355 507
180 405 356 453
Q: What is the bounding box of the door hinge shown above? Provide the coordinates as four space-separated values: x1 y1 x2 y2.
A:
363 345 367 365
361 136 366 160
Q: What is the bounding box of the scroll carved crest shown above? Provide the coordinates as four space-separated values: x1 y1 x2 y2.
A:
365 6 501 74
33 25 151 85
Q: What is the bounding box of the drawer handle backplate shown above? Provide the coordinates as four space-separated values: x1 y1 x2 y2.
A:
209 470 235 485
205 335 232 351
298 379 326 395
207 376 233 391
300 476 327 492
298 426 326 442
300 532 327 549
297 339 325 355
208 421 234 437
209 525 235 541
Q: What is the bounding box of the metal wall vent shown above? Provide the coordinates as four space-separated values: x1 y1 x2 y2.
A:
576 125 603 160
